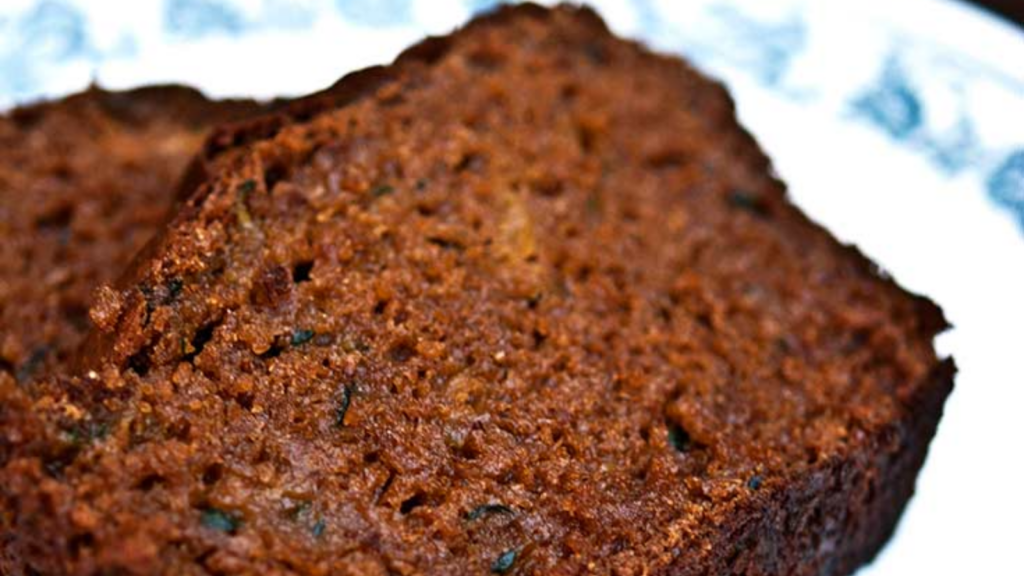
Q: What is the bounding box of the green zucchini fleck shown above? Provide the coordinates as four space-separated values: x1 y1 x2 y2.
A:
201 507 241 533
667 423 692 453
63 420 110 446
727 189 769 217
336 384 353 427
167 278 184 299
291 329 315 346
238 179 257 194
15 346 49 382
371 184 395 197
491 549 517 574
466 503 514 522
312 519 327 538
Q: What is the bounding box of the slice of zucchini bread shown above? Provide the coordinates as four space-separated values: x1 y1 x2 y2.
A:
0 86 259 383
1 5 953 575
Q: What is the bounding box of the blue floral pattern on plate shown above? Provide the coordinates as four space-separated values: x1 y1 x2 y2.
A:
637 0 1024 232
989 150 1024 226
165 0 246 37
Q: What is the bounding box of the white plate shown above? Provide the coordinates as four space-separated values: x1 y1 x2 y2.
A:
2 1 1022 573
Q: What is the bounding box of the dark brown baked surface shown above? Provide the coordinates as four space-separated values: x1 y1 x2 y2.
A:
0 5 953 575
0 85 259 383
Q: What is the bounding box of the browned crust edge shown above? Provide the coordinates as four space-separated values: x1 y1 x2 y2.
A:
665 359 954 575
5 84 257 130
